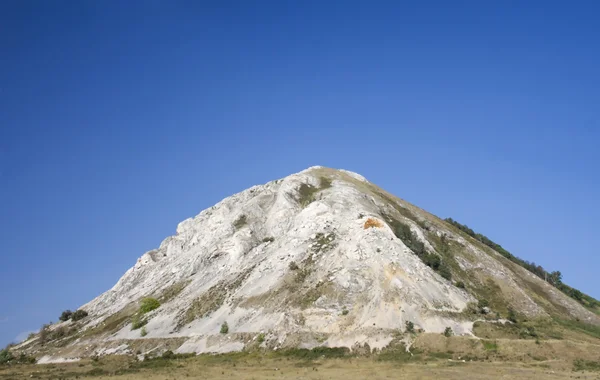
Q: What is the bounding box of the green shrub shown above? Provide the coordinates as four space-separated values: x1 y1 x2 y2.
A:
131 314 147 330
482 340 498 351
0 349 13 365
49 326 70 341
507 307 518 323
15 353 36 364
71 309 88 321
342 308 349 316
140 327 148 337
289 261 299 271
262 236 275 243
443 327 453 337
59 310 73 322
257 333 265 343
455 281 465 289
438 263 452 280
405 321 415 333
220 322 229 334
139 298 160 314
0 349 35 365
162 350 175 359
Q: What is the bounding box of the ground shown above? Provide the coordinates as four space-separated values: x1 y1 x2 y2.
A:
3 346 600 380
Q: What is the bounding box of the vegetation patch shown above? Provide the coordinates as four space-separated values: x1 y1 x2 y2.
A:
131 314 147 330
158 280 190 304
220 322 229 334
59 310 73 322
385 214 452 280
182 284 228 326
139 298 160 314
473 320 522 340
83 303 137 338
47 325 79 346
71 309 89 321
556 318 600 340
573 359 600 372
131 350 195 370
0 349 36 365
482 340 498 351
378 343 423 362
295 177 333 207
463 278 511 317
180 267 254 327
281 347 350 360
130 297 160 330
232 214 248 229
309 232 337 256
296 281 334 309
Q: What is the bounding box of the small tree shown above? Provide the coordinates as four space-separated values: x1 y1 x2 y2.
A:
59 310 73 322
507 307 518 323
71 309 88 321
220 321 229 334
405 321 415 333
443 327 453 337
548 271 562 286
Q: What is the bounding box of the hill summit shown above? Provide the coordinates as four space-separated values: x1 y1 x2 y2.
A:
16 166 600 361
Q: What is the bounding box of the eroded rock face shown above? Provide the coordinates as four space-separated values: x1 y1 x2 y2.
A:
19 166 600 357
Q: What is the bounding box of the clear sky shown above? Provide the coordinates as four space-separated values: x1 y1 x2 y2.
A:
1 1 599 346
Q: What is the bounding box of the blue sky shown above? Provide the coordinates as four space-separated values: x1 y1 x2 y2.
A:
1 1 599 346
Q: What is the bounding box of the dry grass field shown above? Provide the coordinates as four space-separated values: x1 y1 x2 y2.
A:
2 339 600 380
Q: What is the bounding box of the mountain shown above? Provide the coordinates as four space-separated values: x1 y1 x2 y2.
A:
15 166 600 361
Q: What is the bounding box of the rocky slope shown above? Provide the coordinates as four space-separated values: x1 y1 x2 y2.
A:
17 166 600 359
